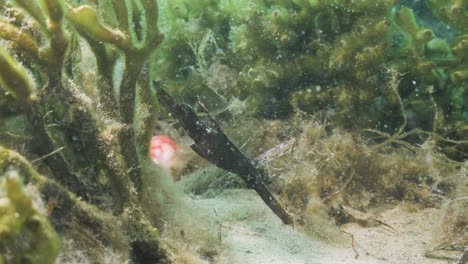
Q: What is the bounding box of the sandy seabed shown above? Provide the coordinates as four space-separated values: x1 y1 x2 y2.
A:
192 189 454 264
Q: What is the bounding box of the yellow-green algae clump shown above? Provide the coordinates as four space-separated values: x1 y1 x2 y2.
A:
0 170 58 264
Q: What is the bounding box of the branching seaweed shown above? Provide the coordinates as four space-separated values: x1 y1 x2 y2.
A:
0 0 175 262
365 67 468 161
364 68 427 151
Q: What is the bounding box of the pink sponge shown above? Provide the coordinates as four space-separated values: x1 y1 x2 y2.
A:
150 135 179 168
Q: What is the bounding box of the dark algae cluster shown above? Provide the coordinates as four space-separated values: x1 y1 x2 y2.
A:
0 0 467 263
155 0 467 159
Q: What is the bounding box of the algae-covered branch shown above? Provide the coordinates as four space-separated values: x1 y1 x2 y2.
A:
0 0 172 262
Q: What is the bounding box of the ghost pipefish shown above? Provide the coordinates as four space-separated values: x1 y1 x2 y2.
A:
153 81 294 225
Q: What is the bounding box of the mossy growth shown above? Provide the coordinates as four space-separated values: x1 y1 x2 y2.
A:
153 0 467 159
0 0 221 262
171 111 466 254
0 170 59 264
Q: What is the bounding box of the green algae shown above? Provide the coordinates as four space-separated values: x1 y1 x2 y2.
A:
0 172 59 264
0 0 175 262
153 0 467 160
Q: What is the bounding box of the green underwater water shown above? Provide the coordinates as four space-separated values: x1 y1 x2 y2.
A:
0 0 467 263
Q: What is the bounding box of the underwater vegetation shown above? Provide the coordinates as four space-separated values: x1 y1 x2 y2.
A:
154 0 467 160
0 0 467 263
0 160 59 264
176 113 467 261
0 0 218 263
